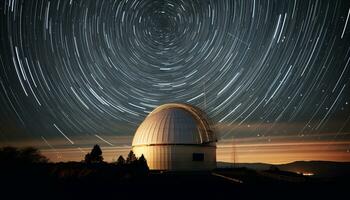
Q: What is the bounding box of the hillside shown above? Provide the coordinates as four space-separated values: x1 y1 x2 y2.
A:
217 161 350 177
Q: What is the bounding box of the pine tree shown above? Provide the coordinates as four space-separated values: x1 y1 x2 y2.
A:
84 144 103 163
116 155 125 165
138 154 148 169
126 150 137 164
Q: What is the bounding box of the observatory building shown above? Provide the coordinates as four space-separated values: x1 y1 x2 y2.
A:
132 103 217 171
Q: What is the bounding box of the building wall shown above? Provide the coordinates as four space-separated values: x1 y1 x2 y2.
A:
133 145 216 171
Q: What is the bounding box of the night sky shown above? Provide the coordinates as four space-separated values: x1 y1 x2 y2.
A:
0 0 350 163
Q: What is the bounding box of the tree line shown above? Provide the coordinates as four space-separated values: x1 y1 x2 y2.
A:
0 145 148 170
84 144 148 169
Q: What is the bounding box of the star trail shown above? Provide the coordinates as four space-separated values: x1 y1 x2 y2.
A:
0 0 349 162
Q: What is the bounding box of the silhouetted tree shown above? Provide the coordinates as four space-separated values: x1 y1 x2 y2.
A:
116 155 125 165
0 146 19 162
126 150 137 164
137 154 149 170
84 144 103 163
19 147 49 163
0 146 48 164
84 153 92 163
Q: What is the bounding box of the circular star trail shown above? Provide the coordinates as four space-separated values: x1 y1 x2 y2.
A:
0 0 350 146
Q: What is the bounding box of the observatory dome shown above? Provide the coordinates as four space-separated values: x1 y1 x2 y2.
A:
132 103 216 146
132 103 216 171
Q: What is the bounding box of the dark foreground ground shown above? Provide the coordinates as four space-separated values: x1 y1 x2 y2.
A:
1 162 348 200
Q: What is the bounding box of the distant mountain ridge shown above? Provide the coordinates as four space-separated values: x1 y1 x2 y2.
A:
217 161 350 177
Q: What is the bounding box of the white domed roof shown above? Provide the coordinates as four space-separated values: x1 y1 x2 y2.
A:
132 103 216 146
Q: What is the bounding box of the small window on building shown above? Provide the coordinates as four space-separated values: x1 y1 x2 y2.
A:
192 153 204 161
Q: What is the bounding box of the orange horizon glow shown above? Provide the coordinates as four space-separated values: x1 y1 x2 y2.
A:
38 139 350 164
